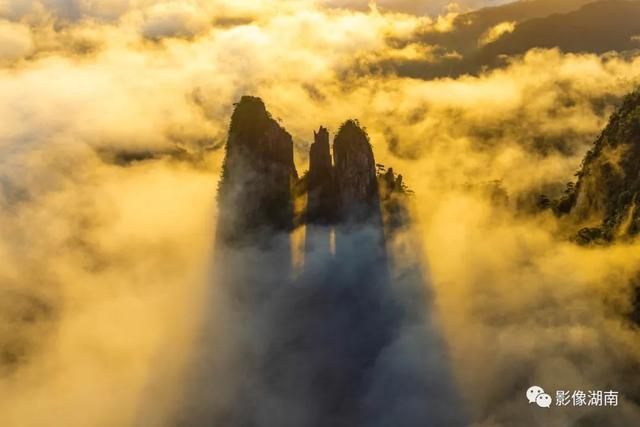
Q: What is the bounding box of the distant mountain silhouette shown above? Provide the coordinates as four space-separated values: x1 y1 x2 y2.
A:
418 0 595 56
375 0 640 79
474 0 640 70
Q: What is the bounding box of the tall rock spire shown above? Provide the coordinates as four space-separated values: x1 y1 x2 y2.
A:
331 120 386 270
333 120 381 224
217 96 298 246
304 126 336 269
306 126 336 224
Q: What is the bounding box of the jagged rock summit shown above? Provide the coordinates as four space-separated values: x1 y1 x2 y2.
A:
307 126 336 225
217 96 298 245
217 96 412 250
333 120 381 223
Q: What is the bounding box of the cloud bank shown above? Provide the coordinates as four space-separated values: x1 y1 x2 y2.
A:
1 1 640 426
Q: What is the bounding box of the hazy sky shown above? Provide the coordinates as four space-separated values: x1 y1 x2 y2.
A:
322 0 513 15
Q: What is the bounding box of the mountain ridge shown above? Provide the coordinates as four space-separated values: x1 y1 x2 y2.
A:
379 0 640 79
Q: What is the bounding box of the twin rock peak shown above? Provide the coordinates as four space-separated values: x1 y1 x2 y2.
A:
217 96 410 246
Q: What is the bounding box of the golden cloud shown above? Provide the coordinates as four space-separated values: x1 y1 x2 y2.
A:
0 1 640 426
478 20 516 47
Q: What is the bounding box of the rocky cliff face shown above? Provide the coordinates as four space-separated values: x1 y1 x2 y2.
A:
218 98 407 246
378 167 412 234
217 96 298 246
561 89 640 243
306 126 336 225
333 120 381 224
302 120 411 267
